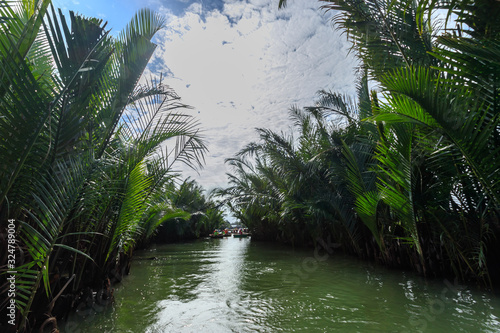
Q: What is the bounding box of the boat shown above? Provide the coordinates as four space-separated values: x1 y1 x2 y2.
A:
233 233 250 238
209 234 224 239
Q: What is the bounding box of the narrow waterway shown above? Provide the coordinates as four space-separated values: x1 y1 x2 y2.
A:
63 237 500 332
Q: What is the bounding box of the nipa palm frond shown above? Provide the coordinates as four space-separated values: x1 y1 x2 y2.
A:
16 155 93 331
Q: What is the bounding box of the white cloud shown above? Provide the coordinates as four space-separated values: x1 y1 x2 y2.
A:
144 0 359 191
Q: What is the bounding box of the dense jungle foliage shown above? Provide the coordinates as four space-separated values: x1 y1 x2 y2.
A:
217 0 500 286
0 1 226 332
1 0 500 331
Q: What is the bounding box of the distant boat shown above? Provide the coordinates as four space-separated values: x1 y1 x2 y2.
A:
209 234 224 239
233 233 249 238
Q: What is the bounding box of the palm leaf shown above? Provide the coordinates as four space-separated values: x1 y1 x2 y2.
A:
375 123 424 265
341 140 383 249
321 0 436 80
141 203 191 240
96 8 165 156
106 161 152 260
374 66 500 207
0 0 51 78
43 5 114 162
0 33 53 207
16 156 91 331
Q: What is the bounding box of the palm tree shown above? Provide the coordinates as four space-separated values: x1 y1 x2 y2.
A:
218 84 377 250
331 0 500 279
276 0 500 282
0 2 207 331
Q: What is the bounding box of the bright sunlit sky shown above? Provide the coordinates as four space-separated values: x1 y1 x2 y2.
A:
53 0 359 192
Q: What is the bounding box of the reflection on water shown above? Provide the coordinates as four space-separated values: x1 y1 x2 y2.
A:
146 238 250 332
63 238 500 332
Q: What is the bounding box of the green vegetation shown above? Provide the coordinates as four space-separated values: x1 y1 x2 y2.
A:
0 1 226 332
1 0 499 330
149 178 229 244
218 0 500 286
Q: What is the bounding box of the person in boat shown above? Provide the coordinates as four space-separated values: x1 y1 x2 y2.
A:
213 229 218 236
239 228 243 235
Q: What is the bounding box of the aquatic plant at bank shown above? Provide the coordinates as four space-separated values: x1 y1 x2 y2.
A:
219 0 500 286
0 1 206 331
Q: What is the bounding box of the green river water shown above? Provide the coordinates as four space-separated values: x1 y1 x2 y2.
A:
62 237 500 332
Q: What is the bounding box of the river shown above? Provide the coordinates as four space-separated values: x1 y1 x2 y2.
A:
62 237 500 332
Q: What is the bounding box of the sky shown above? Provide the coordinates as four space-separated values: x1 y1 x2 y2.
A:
52 0 359 193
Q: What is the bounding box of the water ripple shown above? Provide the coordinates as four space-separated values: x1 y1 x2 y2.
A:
63 239 500 333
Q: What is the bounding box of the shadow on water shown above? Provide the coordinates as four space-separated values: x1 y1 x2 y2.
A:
63 238 500 332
